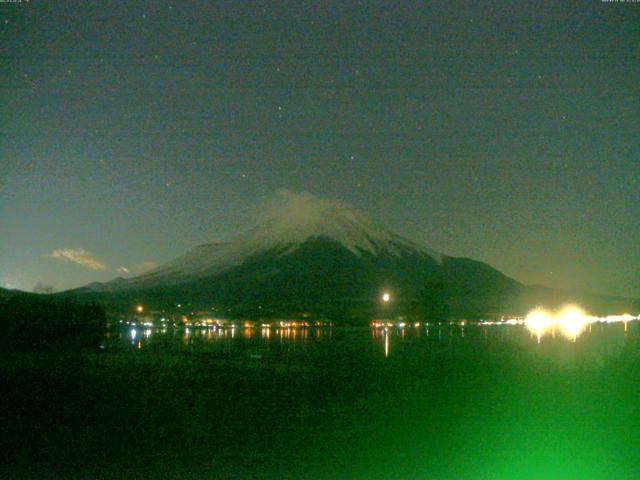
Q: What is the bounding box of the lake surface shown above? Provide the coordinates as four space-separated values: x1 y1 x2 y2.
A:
108 321 638 365
2 321 639 479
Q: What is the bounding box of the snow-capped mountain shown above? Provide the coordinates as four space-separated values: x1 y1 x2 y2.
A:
76 192 525 319
97 193 445 289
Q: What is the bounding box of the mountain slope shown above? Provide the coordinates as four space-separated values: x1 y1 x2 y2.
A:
93 193 445 291
69 192 639 319
70 193 531 319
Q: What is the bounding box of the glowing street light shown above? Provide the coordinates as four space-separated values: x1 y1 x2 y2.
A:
558 305 589 341
382 292 391 303
136 305 144 313
522 303 629 342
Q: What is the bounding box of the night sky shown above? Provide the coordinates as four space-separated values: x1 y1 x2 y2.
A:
1 1 638 297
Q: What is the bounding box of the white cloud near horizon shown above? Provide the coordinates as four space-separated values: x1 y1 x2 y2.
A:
116 266 130 275
46 248 107 271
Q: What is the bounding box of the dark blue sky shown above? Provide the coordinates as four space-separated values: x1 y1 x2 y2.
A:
1 1 638 297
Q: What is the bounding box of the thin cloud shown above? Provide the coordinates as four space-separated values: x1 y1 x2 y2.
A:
117 266 131 275
138 261 158 273
46 248 107 271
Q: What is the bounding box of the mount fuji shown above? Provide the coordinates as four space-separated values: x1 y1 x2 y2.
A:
71 193 530 320
110 193 447 288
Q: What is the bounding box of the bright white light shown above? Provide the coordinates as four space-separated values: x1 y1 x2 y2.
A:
382 293 390 303
130 329 137 340
557 305 589 341
602 313 636 323
524 307 554 343
524 304 638 342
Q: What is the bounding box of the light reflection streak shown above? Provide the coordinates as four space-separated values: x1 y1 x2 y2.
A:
384 330 389 358
243 327 252 340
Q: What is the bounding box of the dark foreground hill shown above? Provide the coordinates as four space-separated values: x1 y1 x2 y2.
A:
0 288 106 350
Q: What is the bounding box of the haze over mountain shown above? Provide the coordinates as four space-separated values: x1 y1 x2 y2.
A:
69 193 637 320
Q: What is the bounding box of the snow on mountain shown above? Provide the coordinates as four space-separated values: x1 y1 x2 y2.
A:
98 192 444 289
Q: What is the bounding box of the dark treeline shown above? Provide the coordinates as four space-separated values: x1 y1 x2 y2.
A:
0 292 106 351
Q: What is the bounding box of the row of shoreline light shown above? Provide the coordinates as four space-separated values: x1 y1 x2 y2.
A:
524 305 639 342
127 303 638 343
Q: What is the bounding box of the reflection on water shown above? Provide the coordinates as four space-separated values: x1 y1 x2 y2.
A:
9 310 639 480
112 317 640 364
384 328 389 358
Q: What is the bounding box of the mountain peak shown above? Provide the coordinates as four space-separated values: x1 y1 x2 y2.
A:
268 192 362 228
244 191 441 259
101 192 444 288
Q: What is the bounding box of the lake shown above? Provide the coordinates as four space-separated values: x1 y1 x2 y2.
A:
1 321 639 479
